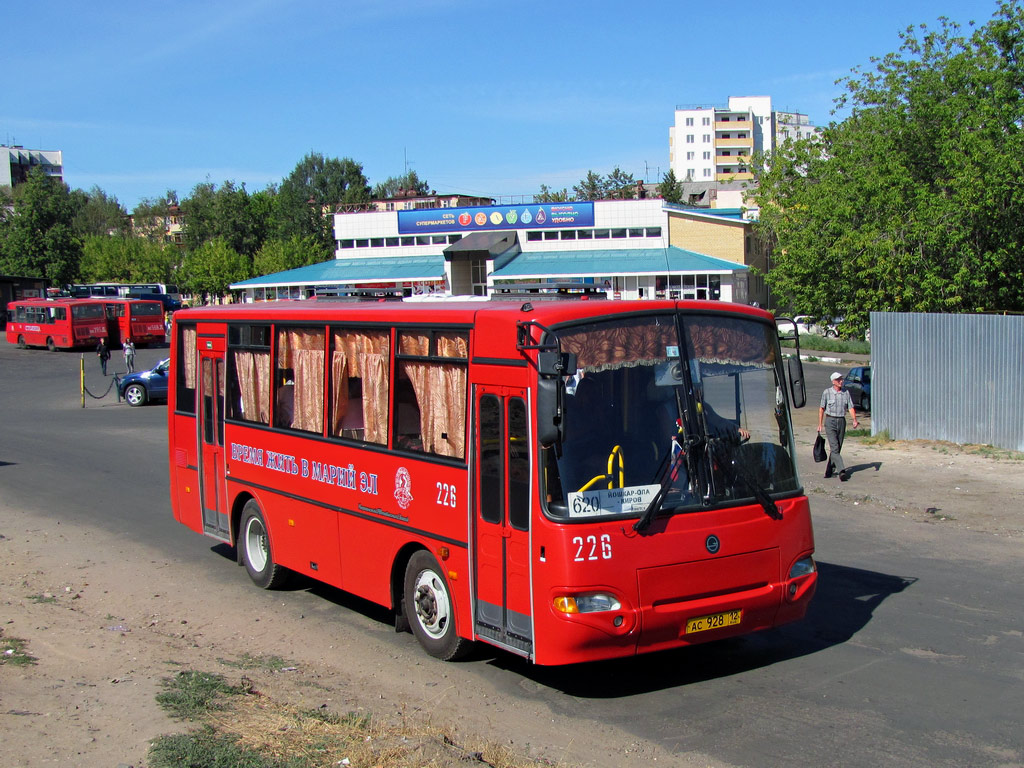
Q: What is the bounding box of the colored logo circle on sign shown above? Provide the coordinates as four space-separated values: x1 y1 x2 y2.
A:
475 212 488 226
458 213 471 226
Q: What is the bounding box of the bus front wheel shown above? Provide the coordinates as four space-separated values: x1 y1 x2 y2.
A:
46 337 56 352
16 335 26 349
239 500 289 589
404 551 470 661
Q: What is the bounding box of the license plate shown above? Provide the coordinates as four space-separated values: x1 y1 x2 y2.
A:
686 609 742 634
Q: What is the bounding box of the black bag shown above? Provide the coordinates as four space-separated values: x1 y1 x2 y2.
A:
813 434 827 463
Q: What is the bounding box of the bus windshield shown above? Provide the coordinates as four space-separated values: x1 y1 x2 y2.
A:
543 313 799 520
131 302 163 316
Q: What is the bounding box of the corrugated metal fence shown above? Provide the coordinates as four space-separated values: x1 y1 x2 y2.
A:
871 312 1024 451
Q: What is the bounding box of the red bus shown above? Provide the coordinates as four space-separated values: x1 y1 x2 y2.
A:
167 298 817 665
6 298 109 350
101 298 166 346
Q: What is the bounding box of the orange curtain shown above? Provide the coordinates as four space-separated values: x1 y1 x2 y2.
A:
233 350 270 424
559 321 677 371
330 350 350 434
362 353 389 445
292 349 324 433
182 326 197 389
686 317 775 365
402 362 467 459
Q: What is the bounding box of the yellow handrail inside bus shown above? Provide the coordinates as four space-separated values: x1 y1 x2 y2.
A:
577 445 625 492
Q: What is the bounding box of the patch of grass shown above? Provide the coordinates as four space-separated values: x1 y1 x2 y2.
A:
156 670 251 720
150 671 565 768
1 631 37 666
963 444 1024 461
862 429 893 445
781 335 871 355
846 428 871 438
220 653 295 672
27 593 57 604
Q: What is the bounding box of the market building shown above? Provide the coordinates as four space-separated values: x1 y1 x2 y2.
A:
231 197 769 307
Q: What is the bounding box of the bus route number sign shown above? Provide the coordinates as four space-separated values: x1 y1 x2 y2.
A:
567 485 660 518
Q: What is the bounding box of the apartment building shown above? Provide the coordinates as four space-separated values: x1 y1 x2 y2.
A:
1 145 64 188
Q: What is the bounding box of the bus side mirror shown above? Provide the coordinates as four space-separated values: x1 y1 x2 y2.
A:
788 357 807 408
536 351 576 447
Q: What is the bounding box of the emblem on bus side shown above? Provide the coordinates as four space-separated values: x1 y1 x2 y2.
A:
394 467 413 510
705 535 720 554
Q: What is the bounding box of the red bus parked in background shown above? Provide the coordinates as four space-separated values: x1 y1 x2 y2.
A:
167 297 817 665
101 298 166 346
6 298 108 350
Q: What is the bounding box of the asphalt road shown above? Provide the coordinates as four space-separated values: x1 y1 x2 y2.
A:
1 340 1021 768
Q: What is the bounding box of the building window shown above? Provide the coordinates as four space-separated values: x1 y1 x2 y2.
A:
386 237 399 247
340 239 354 249
371 237 384 247
686 151 694 160
401 236 414 246
646 227 661 237
628 228 643 238
703 134 711 143
702 116 711 125
686 134 694 143
448 234 462 243
704 168 712 177
686 169 694 180
703 151 711 160
415 236 429 245
611 229 627 239
685 117 694 126
560 230 576 240
594 229 610 239
432 235 447 244
527 231 543 241
577 229 593 240
544 231 559 240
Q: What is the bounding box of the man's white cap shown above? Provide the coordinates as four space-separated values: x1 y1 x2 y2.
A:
830 371 843 381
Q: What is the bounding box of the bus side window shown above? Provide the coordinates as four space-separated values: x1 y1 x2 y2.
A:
275 327 325 434
330 329 390 445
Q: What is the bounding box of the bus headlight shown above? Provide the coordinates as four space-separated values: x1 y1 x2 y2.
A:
553 592 622 614
788 557 816 579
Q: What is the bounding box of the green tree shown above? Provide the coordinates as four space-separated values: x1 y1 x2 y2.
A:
80 236 177 283
372 170 430 199
572 171 605 201
752 2 1024 333
533 184 572 203
132 192 179 243
0 169 83 286
73 187 130 237
181 180 269 258
659 169 684 205
253 235 328 276
275 153 370 248
177 237 251 302
604 166 637 199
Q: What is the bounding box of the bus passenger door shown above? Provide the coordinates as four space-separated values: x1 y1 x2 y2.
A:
198 338 230 541
473 387 532 657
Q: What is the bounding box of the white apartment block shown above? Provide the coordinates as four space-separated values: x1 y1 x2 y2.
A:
668 96 817 185
1 145 64 188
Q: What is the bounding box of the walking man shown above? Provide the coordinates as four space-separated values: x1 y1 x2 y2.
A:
818 371 859 481
96 338 110 376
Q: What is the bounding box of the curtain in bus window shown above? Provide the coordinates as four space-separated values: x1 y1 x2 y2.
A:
330 350 350 434
362 353 389 445
559 319 677 372
182 327 197 390
685 316 776 366
232 350 270 424
436 332 469 358
402 361 467 459
331 331 390 445
276 328 325 433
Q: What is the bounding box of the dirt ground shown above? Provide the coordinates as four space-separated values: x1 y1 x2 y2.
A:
1 415 1022 767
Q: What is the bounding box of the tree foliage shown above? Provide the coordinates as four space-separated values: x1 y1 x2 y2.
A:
372 170 430 199
659 169 684 205
533 184 572 203
253 235 328 276
132 192 179 243
0 169 83 286
571 167 639 201
177 237 251 300
181 180 270 258
752 2 1024 333
73 186 130 237
275 153 370 248
80 236 177 283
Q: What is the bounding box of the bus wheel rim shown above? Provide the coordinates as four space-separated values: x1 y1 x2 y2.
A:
245 517 269 572
413 570 450 638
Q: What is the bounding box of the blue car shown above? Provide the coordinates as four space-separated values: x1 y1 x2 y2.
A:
119 358 170 406
843 365 871 412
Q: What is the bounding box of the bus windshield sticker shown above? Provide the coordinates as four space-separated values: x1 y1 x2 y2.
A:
568 485 661 518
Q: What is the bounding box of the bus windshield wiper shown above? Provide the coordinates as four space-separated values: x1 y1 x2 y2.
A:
634 434 701 532
708 439 783 521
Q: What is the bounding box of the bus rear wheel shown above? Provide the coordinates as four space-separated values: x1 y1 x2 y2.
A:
239 500 289 589
403 551 470 661
17 335 26 349
46 337 56 352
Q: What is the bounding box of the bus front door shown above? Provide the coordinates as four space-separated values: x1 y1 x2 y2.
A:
198 338 230 541
473 388 532 657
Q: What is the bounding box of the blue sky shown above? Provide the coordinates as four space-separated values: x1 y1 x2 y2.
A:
4 0 1005 210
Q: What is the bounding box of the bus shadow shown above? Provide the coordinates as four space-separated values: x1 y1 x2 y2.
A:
487 561 916 698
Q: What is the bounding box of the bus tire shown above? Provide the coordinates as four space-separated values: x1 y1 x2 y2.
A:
46 337 56 352
239 500 289 589
17 335 26 349
404 551 470 661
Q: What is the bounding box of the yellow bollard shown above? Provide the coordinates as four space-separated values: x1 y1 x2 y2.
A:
80 354 85 408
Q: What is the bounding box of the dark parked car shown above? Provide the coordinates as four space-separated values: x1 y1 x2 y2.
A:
119 358 170 406
844 365 871 411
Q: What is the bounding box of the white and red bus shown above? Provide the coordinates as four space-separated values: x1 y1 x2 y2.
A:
6 298 109 350
167 297 817 665
101 298 166 346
